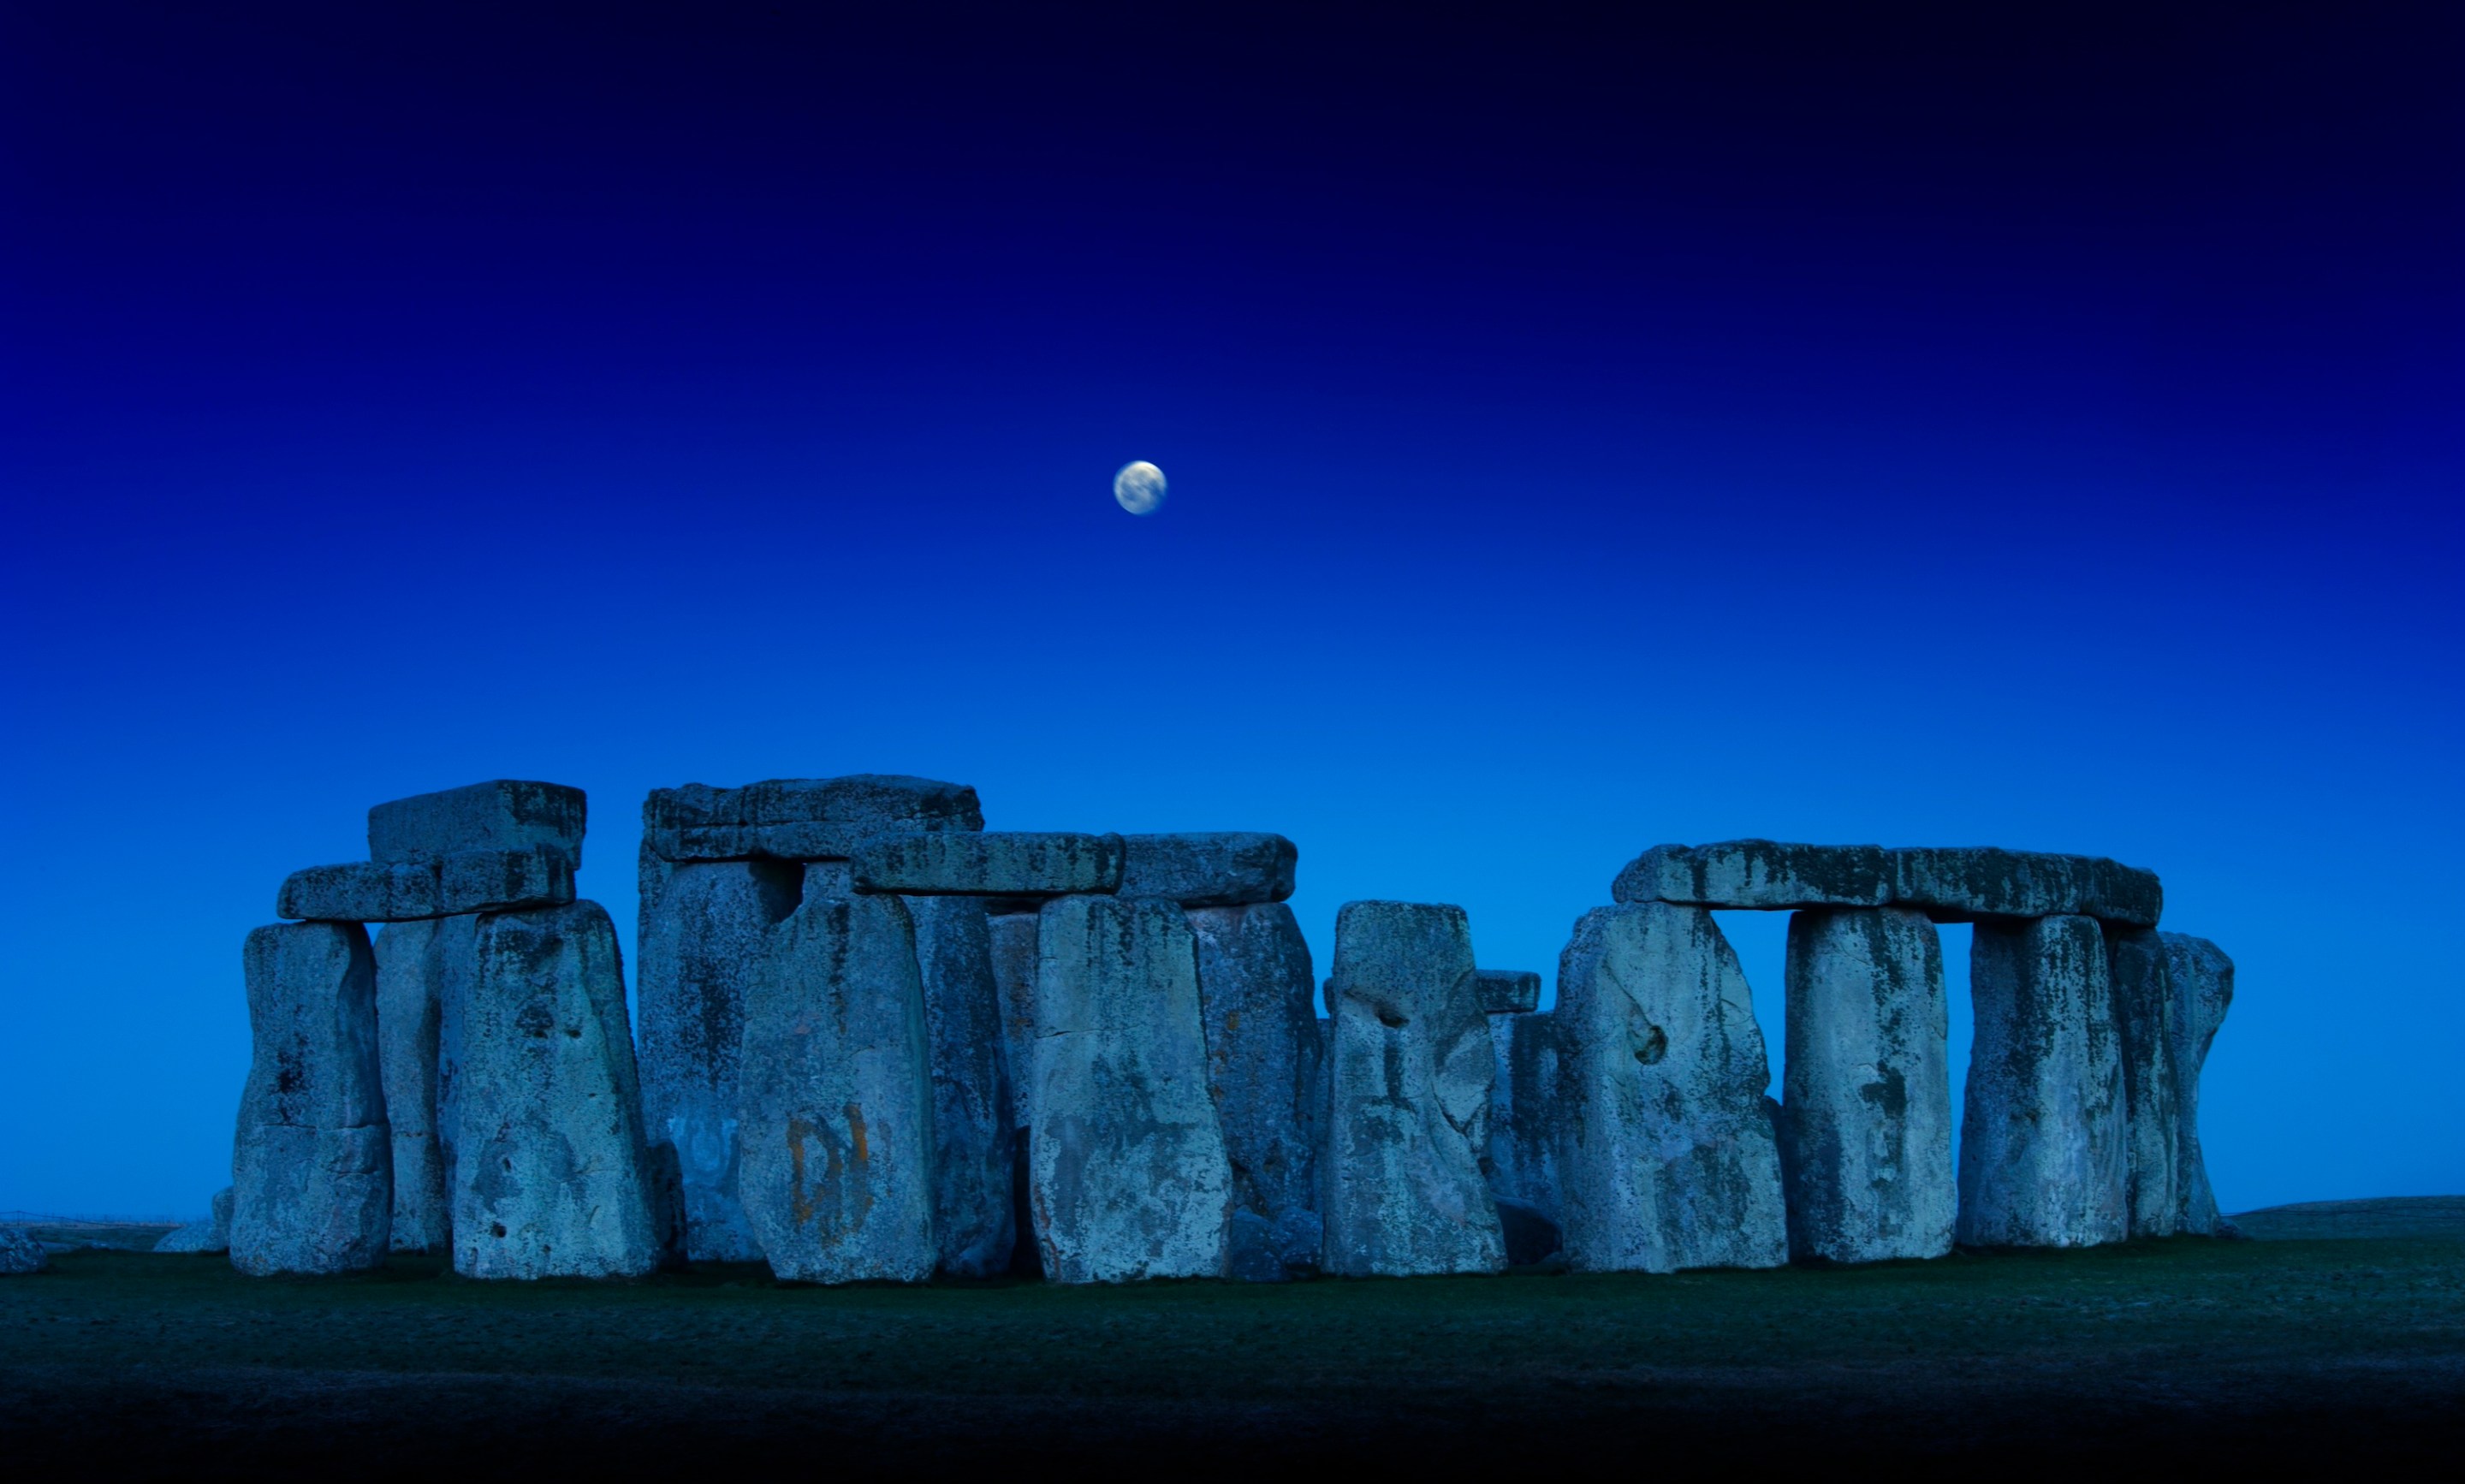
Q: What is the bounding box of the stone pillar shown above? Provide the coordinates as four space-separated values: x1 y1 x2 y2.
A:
229 921 392 1275
1958 914 2127 1247
2161 933 2235 1235
2106 925 2182 1237
1780 907 1954 1263
1188 902 1324 1280
1486 1008 1562 1262
372 917 473 1253
736 893 938 1284
453 902 665 1279
906 894 1015 1277
1553 903 1786 1273
1322 900 1505 1278
1029 895 1232 1283
987 911 1040 1132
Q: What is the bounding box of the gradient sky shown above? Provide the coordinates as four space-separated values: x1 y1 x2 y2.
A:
3 3 2458 1219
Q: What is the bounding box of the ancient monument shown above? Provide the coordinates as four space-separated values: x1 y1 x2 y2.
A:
212 776 2237 1286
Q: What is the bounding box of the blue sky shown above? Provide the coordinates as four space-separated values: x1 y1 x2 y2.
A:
3 3 2457 1218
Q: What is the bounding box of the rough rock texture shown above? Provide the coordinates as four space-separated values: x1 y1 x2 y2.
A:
736 893 938 1285
453 902 664 1279
987 912 1040 1133
2163 933 2236 1236
1188 903 1323 1280
0 1226 46 1273
369 780 587 870
2105 926 2183 1238
907 894 1016 1277
635 852 808 1261
229 922 392 1276
1029 895 1232 1284
644 775 982 863
1486 1009 1560 1220
278 847 574 923
413 915 483 1228
155 1188 235 1253
373 919 463 1253
854 831 1124 897
1780 908 1955 1263
1615 841 1892 911
1117 833 1298 905
1552 903 1787 1273
1322 900 1505 1278
1475 969 1541 1015
1889 848 2161 928
1958 915 2127 1248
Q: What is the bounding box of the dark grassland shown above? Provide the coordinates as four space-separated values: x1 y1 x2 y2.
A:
4 1239 2460 1475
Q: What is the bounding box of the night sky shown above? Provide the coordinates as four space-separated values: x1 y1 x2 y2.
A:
3 3 2457 1218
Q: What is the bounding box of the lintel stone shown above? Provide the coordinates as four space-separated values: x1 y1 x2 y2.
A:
1613 840 1892 911
1475 969 1541 1015
643 775 981 863
278 846 574 923
368 780 586 870
1115 833 1298 905
854 831 1123 897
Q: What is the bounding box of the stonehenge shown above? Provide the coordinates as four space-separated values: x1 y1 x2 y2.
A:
219 790 2240 1287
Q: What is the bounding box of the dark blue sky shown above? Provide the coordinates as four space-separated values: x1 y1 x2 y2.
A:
3 3 2457 1217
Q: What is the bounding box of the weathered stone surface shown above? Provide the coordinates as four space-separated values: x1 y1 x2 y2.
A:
635 852 808 1261
373 919 464 1253
1117 833 1298 905
1890 848 2160 927
1957 915 2127 1247
155 1188 235 1253
987 912 1040 1133
736 893 937 1285
1189 903 1323 1279
419 915 483 1232
644 775 982 863
2163 932 2235 1236
1475 969 1541 1015
369 780 586 870
278 847 573 923
1323 901 1504 1278
1614 841 1892 911
454 902 664 1279
1780 908 1955 1263
1486 1009 1560 1221
0 1226 46 1273
2106 925 2182 1238
855 831 1124 897
230 922 392 1276
1552 903 1786 1273
907 894 1016 1277
1029 895 1232 1284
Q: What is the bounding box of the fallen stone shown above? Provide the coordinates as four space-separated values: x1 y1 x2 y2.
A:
1475 969 1541 1015
369 780 587 870
1322 900 1504 1278
453 901 665 1279
1613 841 1892 911
986 912 1040 1133
644 775 982 863
229 921 392 1276
2163 932 2236 1236
154 1188 235 1254
1028 895 1233 1283
908 894 1017 1278
373 919 463 1254
1189 903 1324 1279
1486 1009 1560 1221
1780 907 1956 1263
0 1226 45 1273
1117 833 1298 905
277 847 573 923
2105 925 2182 1238
854 831 1123 897
1889 847 2161 927
1957 914 2127 1247
736 893 938 1285
1552 903 1787 1273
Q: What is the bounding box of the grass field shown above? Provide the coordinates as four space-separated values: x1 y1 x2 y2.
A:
5 1238 2462 1473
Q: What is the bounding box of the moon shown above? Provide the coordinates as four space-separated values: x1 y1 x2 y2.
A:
1114 460 1167 515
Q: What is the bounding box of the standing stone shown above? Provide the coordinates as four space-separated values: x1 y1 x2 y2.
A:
229 922 392 1276
1323 901 1505 1278
907 894 1015 1277
373 918 464 1253
1958 915 2127 1248
1030 895 1232 1284
2106 925 2183 1238
1 1226 49 1273
736 893 938 1284
1486 1008 1563 1263
2163 933 2236 1235
1553 903 1786 1273
155 1187 235 1254
1188 902 1323 1280
988 912 1040 1131
453 902 664 1279
635 852 808 1261
1780 908 1955 1263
